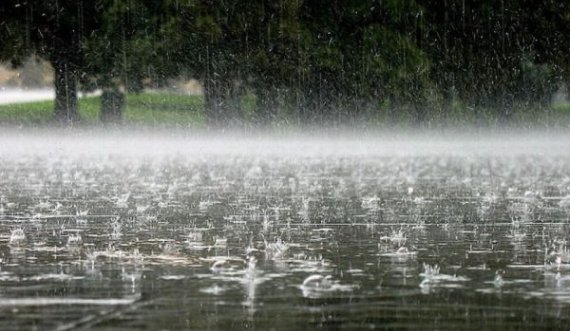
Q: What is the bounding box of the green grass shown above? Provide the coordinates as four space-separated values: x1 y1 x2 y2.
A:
1 91 570 129
0 92 206 127
124 93 206 126
0 99 58 125
553 103 570 115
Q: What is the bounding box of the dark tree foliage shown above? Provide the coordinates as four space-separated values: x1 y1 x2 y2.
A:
0 0 168 124
162 0 430 125
296 0 430 123
83 0 168 123
1 0 569 126
419 0 570 118
0 0 104 124
161 0 289 125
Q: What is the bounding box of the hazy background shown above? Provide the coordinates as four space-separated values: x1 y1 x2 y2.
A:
1 1 569 129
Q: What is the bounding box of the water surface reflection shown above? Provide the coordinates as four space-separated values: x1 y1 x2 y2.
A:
0 135 569 330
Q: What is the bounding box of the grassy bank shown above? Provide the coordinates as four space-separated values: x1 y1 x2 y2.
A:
1 91 570 129
0 92 206 127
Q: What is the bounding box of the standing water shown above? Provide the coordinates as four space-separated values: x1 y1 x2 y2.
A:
1 132 570 330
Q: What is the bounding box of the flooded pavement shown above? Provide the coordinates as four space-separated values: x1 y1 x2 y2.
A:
1 133 570 330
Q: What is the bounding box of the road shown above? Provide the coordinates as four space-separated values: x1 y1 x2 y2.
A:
0 88 54 105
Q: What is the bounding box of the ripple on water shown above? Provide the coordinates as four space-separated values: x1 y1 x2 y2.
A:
1 136 570 330
299 274 356 299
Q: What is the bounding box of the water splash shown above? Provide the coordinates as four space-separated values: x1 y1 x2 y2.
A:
9 228 26 246
264 238 288 260
299 274 354 299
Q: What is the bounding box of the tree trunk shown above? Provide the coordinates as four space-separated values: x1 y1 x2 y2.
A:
256 87 278 127
100 89 125 124
204 78 231 127
204 87 224 127
53 59 79 124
